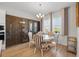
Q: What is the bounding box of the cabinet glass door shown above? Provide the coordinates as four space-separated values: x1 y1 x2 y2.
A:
33 22 37 33
29 21 33 32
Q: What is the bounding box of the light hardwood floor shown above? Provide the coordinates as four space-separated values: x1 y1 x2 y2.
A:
2 42 76 57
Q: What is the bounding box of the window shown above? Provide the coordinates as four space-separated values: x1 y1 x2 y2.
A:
52 16 62 34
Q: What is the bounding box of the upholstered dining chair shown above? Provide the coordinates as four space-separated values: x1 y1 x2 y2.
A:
33 34 48 56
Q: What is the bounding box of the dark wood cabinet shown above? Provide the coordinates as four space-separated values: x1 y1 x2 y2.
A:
6 15 22 47
6 15 40 47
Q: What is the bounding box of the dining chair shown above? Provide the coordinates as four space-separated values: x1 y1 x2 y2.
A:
54 33 60 51
33 34 46 56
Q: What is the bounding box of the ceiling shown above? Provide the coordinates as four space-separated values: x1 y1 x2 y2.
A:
0 2 76 16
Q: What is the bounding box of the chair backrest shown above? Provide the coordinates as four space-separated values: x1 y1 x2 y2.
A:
33 34 43 48
48 32 53 36
54 33 60 43
28 32 32 41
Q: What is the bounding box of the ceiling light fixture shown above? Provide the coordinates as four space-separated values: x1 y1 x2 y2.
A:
36 4 44 19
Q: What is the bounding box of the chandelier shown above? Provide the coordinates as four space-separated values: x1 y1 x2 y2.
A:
36 4 44 19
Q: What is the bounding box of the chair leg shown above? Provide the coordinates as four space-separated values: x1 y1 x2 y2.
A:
41 49 43 56
34 48 36 54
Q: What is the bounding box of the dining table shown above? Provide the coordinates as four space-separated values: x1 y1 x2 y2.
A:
42 34 57 49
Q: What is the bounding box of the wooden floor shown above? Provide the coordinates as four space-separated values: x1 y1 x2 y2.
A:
2 42 76 57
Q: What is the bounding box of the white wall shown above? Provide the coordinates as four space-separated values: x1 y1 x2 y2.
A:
68 4 77 37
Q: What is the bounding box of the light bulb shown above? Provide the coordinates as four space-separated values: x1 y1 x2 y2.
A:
36 13 44 19
36 14 39 18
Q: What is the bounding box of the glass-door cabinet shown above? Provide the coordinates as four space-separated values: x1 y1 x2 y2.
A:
28 20 40 34
33 22 37 33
